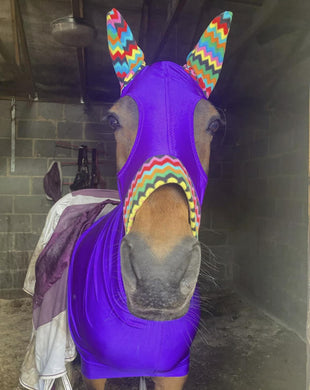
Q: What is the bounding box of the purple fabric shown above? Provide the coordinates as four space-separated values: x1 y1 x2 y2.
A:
68 62 208 378
43 161 62 202
68 205 200 378
33 266 69 329
34 199 119 309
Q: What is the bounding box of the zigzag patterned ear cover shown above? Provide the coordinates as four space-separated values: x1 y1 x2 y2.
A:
107 8 146 91
184 11 233 98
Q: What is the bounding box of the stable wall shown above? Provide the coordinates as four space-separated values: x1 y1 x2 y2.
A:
0 99 236 298
0 100 116 297
0 97 237 299
231 101 308 338
199 121 236 294
1 96 307 342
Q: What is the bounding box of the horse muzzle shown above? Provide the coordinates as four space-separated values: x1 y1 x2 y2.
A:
121 233 201 321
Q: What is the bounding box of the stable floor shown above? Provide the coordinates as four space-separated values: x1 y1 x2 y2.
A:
0 292 306 390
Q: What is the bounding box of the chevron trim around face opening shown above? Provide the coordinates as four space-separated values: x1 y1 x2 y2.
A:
123 155 201 238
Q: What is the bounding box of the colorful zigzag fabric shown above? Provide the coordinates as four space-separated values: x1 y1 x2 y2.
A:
184 11 232 98
123 155 201 238
107 8 146 91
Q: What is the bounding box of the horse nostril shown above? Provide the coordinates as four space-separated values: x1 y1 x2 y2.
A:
180 278 194 296
179 240 201 296
121 237 140 291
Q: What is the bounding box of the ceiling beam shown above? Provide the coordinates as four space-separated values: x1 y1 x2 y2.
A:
226 0 278 61
0 39 20 77
0 93 81 103
10 0 21 66
218 0 279 107
138 0 152 49
71 0 88 104
225 0 263 5
189 0 210 49
265 30 309 107
13 0 36 98
151 0 188 63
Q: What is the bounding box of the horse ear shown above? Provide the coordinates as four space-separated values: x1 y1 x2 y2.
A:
184 11 233 98
107 8 146 92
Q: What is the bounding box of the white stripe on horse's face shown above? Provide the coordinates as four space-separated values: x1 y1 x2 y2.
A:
107 96 221 174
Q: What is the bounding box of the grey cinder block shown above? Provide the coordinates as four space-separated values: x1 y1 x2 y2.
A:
18 120 56 139
38 102 63 120
14 195 51 214
0 177 30 195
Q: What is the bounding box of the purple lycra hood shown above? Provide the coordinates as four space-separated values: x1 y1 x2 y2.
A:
118 62 209 238
118 61 208 204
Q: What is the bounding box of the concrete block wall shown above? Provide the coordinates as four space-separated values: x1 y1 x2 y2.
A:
0 99 116 297
0 98 236 298
199 122 236 294
232 103 308 338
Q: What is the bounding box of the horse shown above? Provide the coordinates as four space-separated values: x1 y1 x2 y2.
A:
66 9 233 390
22 8 232 390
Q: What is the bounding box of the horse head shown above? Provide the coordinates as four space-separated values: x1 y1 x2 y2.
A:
106 8 232 321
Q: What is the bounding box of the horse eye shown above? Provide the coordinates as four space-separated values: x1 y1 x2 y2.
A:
107 114 120 130
207 119 220 135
